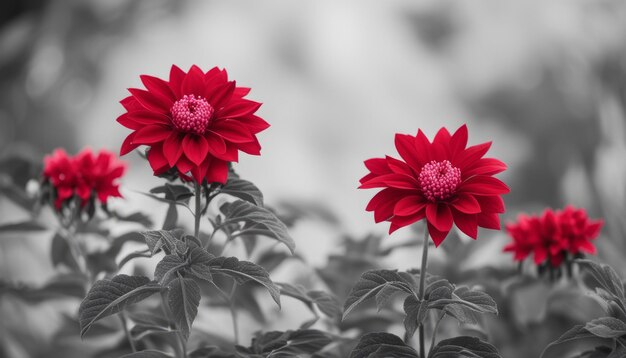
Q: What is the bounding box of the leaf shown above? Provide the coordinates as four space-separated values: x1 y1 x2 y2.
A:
349 332 418 358
189 346 239 358
0 273 86 302
209 256 281 308
150 183 194 203
107 232 145 258
540 325 600 358
278 282 342 319
140 229 187 255
110 211 154 227
343 269 414 320
403 295 428 339
428 336 501 358
168 277 200 340
242 329 332 356
584 317 626 338
162 203 178 230
154 254 187 285
429 286 497 324
187 246 215 283
118 249 152 269
578 260 625 303
219 200 295 254
220 176 264 206
120 350 173 358
50 232 79 269
79 275 165 337
0 220 46 233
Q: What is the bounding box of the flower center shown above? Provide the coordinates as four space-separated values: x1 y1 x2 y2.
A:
418 160 461 202
170 95 214 135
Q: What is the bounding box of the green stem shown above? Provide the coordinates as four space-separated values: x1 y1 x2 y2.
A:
211 281 239 344
119 312 136 352
194 182 202 239
418 226 430 358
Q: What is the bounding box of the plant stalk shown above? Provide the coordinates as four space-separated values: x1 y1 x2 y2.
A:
160 291 187 358
119 312 136 352
418 225 430 358
194 182 202 239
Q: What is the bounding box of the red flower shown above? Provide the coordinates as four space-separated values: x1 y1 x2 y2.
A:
117 65 269 184
558 205 602 255
43 148 125 209
359 124 509 246
504 209 566 267
504 206 603 268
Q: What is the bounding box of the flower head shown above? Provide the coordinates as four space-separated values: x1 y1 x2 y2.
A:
43 148 125 209
117 65 269 184
359 124 509 246
504 206 603 268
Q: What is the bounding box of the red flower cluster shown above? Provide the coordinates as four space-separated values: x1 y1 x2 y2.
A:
117 65 269 184
504 206 603 267
43 148 125 209
359 125 509 246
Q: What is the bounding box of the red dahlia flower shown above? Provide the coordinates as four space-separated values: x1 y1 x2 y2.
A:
117 65 269 184
503 206 603 268
359 124 509 246
504 209 566 267
43 148 125 209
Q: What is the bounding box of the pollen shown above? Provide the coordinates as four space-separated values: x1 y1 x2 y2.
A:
170 95 214 135
418 160 461 202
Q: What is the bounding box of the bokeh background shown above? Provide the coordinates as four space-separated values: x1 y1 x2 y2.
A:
1 1 626 357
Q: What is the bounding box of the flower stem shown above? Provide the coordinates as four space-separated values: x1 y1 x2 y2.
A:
119 312 136 352
211 281 239 344
418 225 430 358
160 291 187 358
194 182 202 239
428 312 445 356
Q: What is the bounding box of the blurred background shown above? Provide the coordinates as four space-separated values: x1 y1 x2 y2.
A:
1 0 626 357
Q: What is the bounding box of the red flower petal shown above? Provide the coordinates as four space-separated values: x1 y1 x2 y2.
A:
427 222 448 247
463 158 507 177
182 135 209 165
140 75 175 101
476 195 505 213
181 65 206 96
207 81 236 108
364 158 390 175
127 110 171 126
389 212 425 234
205 159 229 184
452 210 478 239
218 100 262 118
169 65 185 98
456 142 491 169
359 173 419 190
237 114 270 133
128 88 170 114
426 203 453 232
459 176 509 195
163 132 184 167
477 212 501 230
237 139 260 156
132 125 171 144
394 195 427 216
451 193 481 214
116 114 141 130
210 120 254 143
449 124 468 159
206 133 227 156
395 134 422 171
147 145 169 174
386 156 414 177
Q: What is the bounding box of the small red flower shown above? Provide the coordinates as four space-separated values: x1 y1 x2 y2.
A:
504 209 566 267
504 206 603 268
43 148 125 209
117 65 269 184
359 124 509 246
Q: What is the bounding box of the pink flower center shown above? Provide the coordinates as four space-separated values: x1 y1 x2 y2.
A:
419 160 461 202
170 95 214 135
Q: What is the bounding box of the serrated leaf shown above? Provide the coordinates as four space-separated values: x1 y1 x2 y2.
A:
578 260 626 303
244 329 331 356
429 286 497 324
79 275 165 337
120 350 173 358
110 211 154 227
584 317 626 338
189 346 239 358
343 269 414 320
107 232 145 258
154 254 187 285
210 256 281 308
540 325 599 358
187 247 214 283
50 232 79 270
150 183 194 202
141 229 187 255
168 277 200 340
118 249 152 269
278 282 341 319
220 176 264 206
428 336 501 358
403 295 428 339
162 203 178 230
349 332 418 358
219 200 295 254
